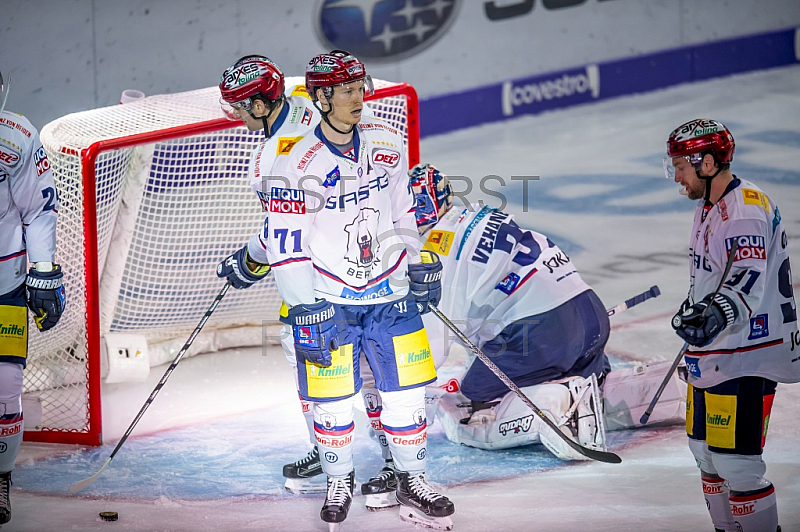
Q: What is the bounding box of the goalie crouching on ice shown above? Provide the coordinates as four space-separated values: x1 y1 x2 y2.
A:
411 164 685 461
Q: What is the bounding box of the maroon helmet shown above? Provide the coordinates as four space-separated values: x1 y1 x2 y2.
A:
667 119 735 164
305 50 372 102
219 55 284 110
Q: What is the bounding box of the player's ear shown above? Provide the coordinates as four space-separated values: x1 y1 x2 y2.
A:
702 153 717 172
316 87 330 107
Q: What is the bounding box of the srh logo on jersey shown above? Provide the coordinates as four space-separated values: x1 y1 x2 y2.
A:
748 314 769 340
315 0 460 62
742 188 769 211
726 235 766 261
372 148 399 167
269 187 306 214
0 148 19 166
344 208 380 268
496 272 521 295
323 165 340 188
498 415 534 436
276 136 302 156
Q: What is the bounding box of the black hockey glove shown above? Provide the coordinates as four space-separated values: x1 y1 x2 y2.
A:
216 245 271 289
672 293 737 347
25 264 66 332
407 250 442 315
288 300 340 366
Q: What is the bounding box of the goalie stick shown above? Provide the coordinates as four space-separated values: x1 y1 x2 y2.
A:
607 285 661 317
640 240 739 424
69 281 232 493
429 304 622 464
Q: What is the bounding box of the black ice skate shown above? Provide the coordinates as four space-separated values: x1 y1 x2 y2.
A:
0 471 11 525
360 459 399 511
321 471 355 532
396 471 454 531
282 446 325 494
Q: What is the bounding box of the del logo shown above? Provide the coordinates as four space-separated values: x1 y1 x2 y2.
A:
725 235 766 261
496 272 521 295
0 148 19 166
276 137 302 156
315 0 460 61
372 149 399 167
269 187 306 214
748 314 769 340
684 356 701 378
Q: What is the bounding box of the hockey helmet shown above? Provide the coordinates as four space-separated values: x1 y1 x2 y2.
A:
305 50 373 103
664 118 734 179
409 164 454 235
219 55 285 112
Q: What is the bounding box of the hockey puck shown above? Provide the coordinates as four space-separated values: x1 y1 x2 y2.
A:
99 511 119 522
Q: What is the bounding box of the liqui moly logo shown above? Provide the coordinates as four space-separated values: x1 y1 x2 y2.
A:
269 187 306 214
726 235 766 261
502 65 600 116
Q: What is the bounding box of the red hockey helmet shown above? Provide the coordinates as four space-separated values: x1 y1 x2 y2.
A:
666 119 735 164
219 55 285 110
305 50 372 102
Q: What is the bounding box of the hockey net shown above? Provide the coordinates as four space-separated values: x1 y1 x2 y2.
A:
31 77 419 445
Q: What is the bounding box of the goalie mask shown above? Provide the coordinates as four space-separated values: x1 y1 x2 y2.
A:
663 118 734 180
219 55 285 127
409 164 454 235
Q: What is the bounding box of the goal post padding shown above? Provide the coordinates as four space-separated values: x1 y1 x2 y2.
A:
31 78 419 445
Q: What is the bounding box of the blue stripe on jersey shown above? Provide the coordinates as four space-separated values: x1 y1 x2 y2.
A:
314 250 407 290
0 250 25 262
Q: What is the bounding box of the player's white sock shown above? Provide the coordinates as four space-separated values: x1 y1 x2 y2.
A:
730 483 779 532
701 474 735 531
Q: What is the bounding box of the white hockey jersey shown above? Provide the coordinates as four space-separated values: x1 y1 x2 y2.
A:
683 178 800 388
264 116 419 306
0 111 58 295
420 204 591 367
245 84 374 266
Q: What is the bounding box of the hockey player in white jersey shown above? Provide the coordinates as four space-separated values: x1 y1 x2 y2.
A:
0 74 65 526
666 119 799 532
215 55 317 288
262 51 453 531
410 164 611 461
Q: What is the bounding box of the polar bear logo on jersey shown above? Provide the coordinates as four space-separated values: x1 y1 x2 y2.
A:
344 208 380 269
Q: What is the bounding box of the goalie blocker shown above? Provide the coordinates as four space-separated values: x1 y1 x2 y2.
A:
436 361 686 456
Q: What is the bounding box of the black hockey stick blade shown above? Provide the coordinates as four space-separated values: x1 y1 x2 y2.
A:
429 304 622 464
640 241 739 425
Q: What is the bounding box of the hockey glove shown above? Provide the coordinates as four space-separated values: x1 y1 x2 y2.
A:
407 250 442 315
288 300 340 366
217 246 271 289
672 293 737 347
25 264 66 332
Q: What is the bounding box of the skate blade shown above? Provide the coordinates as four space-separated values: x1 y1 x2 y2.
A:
399 506 454 531
284 477 327 494
328 522 344 532
365 491 400 511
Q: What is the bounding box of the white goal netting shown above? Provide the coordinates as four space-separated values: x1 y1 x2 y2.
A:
31 77 418 444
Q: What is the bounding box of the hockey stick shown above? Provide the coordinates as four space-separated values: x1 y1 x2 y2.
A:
429 304 622 464
69 281 232 493
606 285 661 317
640 241 738 424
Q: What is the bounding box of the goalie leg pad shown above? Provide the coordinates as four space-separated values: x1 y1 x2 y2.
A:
568 374 606 451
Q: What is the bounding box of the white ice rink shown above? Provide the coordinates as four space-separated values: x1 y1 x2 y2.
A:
8 64 800 531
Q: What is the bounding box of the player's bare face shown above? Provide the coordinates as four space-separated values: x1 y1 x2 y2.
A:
671 157 705 200
328 80 366 128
